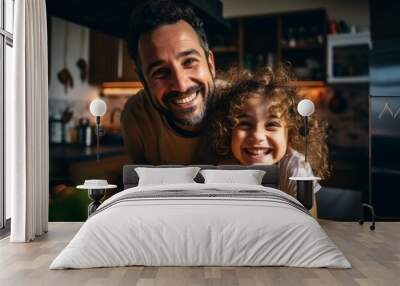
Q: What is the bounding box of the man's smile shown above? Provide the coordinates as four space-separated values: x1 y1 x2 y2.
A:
171 91 199 105
164 85 203 112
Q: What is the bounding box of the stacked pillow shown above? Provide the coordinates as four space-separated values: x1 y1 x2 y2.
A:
200 169 265 185
135 167 265 186
135 167 200 186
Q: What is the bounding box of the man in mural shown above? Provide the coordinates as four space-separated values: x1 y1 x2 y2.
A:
121 0 216 164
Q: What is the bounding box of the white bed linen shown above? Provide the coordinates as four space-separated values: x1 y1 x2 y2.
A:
50 183 350 269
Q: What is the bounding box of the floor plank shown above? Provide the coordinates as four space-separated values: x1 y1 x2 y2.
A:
0 221 399 286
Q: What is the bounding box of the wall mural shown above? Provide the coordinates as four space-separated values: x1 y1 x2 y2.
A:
48 3 369 222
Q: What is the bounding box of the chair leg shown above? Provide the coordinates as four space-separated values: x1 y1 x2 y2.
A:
359 203 376 230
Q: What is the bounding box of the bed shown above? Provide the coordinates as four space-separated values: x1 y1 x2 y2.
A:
50 165 350 269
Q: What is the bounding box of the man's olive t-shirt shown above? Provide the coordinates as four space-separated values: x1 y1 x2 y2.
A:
120 90 212 165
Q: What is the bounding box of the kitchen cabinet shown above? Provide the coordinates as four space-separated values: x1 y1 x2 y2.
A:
89 30 138 84
209 9 327 82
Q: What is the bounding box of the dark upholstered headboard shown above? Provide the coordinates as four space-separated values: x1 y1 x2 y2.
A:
123 165 279 189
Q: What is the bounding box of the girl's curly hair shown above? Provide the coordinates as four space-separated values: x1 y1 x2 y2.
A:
207 65 330 179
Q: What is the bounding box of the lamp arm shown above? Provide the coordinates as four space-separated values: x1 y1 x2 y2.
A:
304 116 308 163
96 116 100 162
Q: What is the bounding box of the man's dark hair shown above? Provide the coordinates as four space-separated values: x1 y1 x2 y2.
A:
126 0 209 79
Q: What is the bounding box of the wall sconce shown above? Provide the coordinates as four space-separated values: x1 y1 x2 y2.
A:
89 98 107 161
297 99 315 163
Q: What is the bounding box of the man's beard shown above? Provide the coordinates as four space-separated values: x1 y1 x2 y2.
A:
162 83 214 127
142 78 215 127
170 105 206 126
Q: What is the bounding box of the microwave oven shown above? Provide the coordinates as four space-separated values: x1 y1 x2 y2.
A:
327 32 371 83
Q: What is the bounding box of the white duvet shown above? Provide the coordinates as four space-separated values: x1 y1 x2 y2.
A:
50 183 351 269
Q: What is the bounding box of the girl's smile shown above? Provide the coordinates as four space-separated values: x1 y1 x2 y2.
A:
242 146 273 159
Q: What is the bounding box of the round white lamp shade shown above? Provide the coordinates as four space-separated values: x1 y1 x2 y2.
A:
90 98 107 117
297 99 315 117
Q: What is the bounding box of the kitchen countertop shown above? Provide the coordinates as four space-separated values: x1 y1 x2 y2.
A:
50 144 128 162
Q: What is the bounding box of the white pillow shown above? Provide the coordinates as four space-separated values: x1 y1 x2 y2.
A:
200 169 266 185
135 167 201 186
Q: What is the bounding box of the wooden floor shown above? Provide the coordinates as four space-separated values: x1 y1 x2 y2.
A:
0 221 399 286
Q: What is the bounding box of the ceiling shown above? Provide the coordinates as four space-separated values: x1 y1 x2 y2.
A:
46 0 229 38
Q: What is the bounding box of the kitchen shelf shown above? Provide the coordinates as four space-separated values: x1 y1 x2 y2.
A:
281 44 324 50
208 9 327 81
101 81 143 96
289 80 325 87
102 82 143 88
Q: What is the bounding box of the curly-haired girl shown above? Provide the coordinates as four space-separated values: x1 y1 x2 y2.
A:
208 66 329 214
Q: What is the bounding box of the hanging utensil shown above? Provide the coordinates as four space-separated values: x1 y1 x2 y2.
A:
76 26 88 82
57 22 74 93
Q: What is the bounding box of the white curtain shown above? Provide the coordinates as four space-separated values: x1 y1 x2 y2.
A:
8 0 49 242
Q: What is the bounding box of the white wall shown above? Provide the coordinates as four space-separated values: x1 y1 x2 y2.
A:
48 17 100 121
223 0 370 30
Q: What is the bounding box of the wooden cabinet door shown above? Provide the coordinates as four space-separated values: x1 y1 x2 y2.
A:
89 30 119 83
89 30 138 83
121 41 139 81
